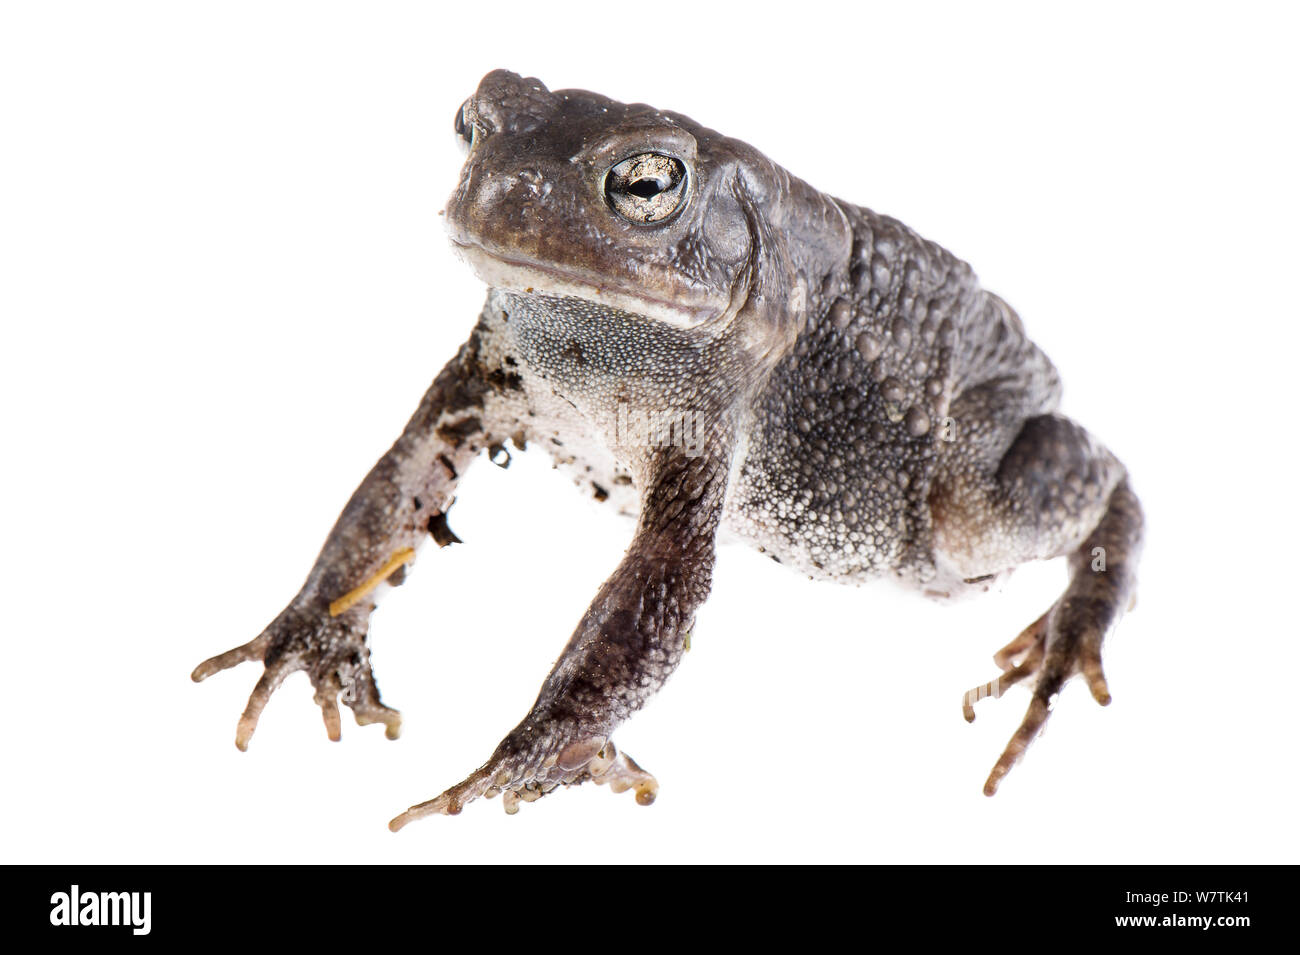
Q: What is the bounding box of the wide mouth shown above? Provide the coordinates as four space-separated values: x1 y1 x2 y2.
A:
449 239 719 330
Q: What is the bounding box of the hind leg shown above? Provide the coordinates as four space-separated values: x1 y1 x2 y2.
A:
932 412 1145 794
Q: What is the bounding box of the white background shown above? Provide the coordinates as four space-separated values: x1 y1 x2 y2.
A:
3 1 1297 864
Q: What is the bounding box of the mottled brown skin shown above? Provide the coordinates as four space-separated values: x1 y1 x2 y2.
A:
193 70 1144 825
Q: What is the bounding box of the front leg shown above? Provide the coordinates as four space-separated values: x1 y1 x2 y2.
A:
192 319 519 749
389 442 731 827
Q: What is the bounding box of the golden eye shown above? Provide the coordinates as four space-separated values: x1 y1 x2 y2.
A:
454 101 482 151
604 153 688 224
454 103 473 145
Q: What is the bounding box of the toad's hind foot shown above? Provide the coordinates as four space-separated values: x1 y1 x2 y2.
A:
961 610 1049 723
961 478 1143 796
388 737 657 830
964 597 1110 796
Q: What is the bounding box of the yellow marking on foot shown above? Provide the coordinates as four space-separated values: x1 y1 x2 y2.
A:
329 547 415 617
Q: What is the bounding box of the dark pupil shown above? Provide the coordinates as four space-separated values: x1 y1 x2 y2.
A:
454 107 472 143
626 178 665 199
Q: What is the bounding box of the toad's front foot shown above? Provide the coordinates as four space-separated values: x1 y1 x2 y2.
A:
192 596 401 750
388 734 658 830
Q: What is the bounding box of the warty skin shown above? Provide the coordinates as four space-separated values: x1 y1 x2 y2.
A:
194 70 1144 826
